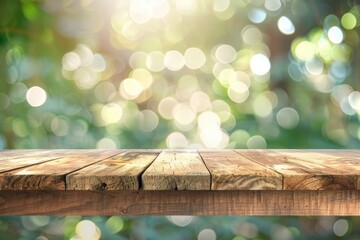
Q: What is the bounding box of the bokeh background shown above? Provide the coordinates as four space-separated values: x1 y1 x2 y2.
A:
1 0 360 239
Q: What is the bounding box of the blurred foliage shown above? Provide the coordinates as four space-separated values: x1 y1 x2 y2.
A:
1 0 360 239
1 0 360 149
0 216 359 240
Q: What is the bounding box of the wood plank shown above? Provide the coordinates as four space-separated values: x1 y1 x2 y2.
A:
1 190 360 216
273 149 360 173
0 150 94 173
0 150 121 190
236 150 358 190
270 150 360 189
141 150 210 190
200 150 282 190
66 150 160 190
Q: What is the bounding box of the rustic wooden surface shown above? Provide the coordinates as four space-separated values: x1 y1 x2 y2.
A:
200 150 282 190
0 150 121 190
67 150 159 190
142 150 210 190
1 190 360 216
1 149 360 215
236 150 358 190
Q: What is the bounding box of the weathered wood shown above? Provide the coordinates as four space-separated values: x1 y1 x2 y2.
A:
236 150 358 190
1 190 360 216
0 150 93 173
0 150 121 190
66 150 160 190
271 150 360 189
142 150 210 190
200 150 282 190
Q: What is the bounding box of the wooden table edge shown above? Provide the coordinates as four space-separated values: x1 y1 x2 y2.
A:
1 190 359 216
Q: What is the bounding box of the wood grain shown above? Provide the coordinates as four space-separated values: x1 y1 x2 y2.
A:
0 150 121 190
66 150 160 190
236 150 358 190
270 150 360 189
142 150 210 190
0 150 94 173
200 150 282 190
1 190 360 216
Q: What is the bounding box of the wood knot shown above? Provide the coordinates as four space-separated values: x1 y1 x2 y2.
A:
99 182 107 190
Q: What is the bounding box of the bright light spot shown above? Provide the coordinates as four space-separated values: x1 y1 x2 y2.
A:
340 98 356 115
101 103 123 124
173 103 196 125
158 97 178 119
138 110 159 132
265 0 281 11
75 44 93 66
242 26 262 45
164 50 185 71
129 0 152 24
26 86 47 107
230 130 250 147
212 62 232 78
200 129 229 148
312 75 334 93
331 84 353 104
228 81 249 103
247 135 266 149
250 54 271 76
253 95 273 117
295 41 316 61
146 51 165 72
131 68 153 89
232 221 258 238
215 44 237 63
276 107 300 129
76 220 100 240
348 91 360 110
129 51 147 69
248 8 266 24
305 58 324 75
184 48 206 69
198 228 217 240
190 91 211 112
176 0 198 15
333 219 348 237
330 61 348 80
213 0 230 12
168 216 193 227
328 26 343 44
277 16 295 35
73 68 98 90
121 20 143 41
62 52 81 71
90 54 106 72
166 132 188 148
96 138 117 149
341 13 357 30
212 100 231 122
198 111 221 130
105 216 124 234
218 68 236 87
119 78 144 100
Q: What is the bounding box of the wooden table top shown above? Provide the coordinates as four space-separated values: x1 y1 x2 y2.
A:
1 149 359 191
